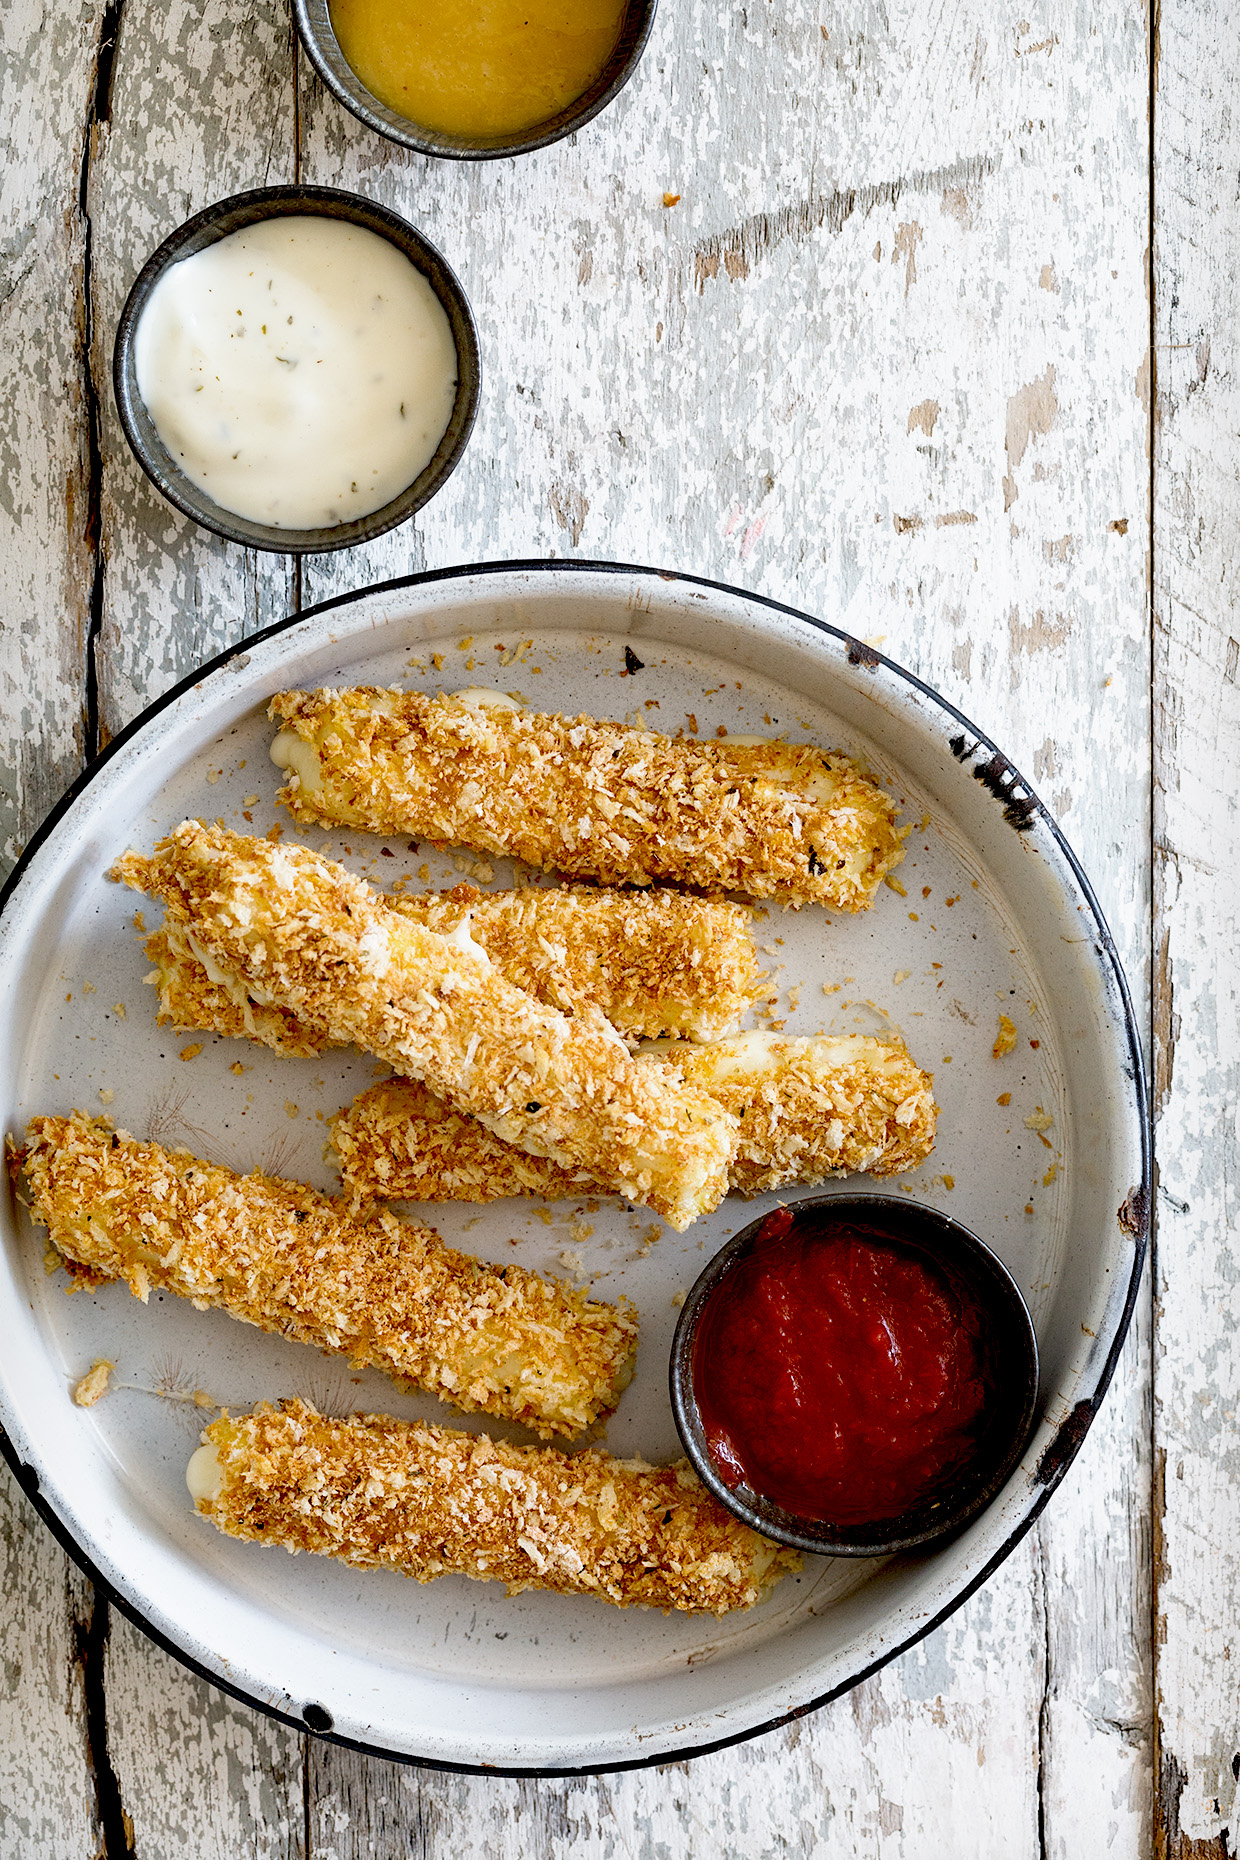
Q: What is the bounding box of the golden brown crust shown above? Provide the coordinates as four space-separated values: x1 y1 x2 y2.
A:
671 1033 938 1192
406 884 762 1041
115 823 737 1231
331 1075 589 1203
269 687 905 909
22 1113 636 1439
330 1034 937 1203
197 1398 800 1614
144 882 761 1055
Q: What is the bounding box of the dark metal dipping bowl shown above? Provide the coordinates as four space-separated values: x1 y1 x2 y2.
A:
292 0 658 160
113 186 480 554
670 1194 1041 1558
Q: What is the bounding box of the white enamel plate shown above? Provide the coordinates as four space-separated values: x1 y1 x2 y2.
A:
0 563 1147 1773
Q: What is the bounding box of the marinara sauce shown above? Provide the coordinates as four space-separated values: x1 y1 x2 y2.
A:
693 1205 994 1526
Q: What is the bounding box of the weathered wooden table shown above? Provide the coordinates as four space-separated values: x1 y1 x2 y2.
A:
1 0 1233 1851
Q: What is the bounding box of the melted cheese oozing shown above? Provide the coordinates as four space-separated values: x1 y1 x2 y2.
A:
270 728 324 793
689 1031 785 1082
186 1443 222 1502
446 687 523 711
718 737 844 807
441 911 484 955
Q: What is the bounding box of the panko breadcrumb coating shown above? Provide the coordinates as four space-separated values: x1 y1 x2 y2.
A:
668 1031 937 1193
21 1113 636 1439
331 1032 937 1203
144 881 761 1056
333 1075 589 1203
189 1398 800 1614
332 1074 590 1203
269 686 905 909
115 823 737 1231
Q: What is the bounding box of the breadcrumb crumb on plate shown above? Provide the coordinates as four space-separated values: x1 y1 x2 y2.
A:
72 1358 114 1407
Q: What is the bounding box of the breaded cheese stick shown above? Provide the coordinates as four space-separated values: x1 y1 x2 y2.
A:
331 1032 937 1203
116 824 736 1231
144 881 761 1057
332 1074 590 1204
21 1113 636 1439
269 686 904 909
666 1031 937 1193
188 1398 800 1614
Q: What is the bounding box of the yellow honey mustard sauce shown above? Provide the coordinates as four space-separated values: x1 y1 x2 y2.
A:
328 0 627 140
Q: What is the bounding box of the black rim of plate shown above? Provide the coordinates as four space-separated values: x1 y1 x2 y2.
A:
112 186 481 554
0 558 1151 1778
292 0 659 161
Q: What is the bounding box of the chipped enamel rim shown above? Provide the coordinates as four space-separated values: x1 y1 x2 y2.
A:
0 561 1148 1776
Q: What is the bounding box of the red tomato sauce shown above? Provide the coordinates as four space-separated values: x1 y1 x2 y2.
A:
693 1207 993 1526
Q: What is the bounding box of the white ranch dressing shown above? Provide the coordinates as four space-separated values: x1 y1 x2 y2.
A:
134 217 458 529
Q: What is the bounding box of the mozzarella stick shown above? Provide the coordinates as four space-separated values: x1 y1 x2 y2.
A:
666 1031 937 1193
331 1032 937 1203
115 823 736 1230
20 1113 636 1439
188 1399 800 1614
332 1074 590 1203
269 686 904 909
143 881 761 1056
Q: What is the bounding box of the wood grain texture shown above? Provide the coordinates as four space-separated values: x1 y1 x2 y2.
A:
1153 2 1240 1852
0 0 97 859
0 1471 96 1858
103 1608 304 1860
87 0 298 741
0 5 109 1852
310 1542 1045 1860
0 0 1156 1850
295 0 1153 1841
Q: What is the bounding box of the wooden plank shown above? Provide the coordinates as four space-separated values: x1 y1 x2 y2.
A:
1153 3 1240 1852
102 1610 304 1860
0 0 97 859
85 0 299 743
298 0 1151 1844
0 0 1153 1846
67 3 311 1851
1040 1311 1154 1859
308 1543 1043 1858
0 1469 96 1856
0 3 112 1851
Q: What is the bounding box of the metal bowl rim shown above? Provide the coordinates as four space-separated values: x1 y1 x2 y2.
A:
291 0 659 160
111 184 481 554
669 1191 1042 1557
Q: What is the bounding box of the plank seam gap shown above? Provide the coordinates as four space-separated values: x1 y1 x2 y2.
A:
302 1735 312 1860
78 0 125 763
1147 0 1190 1848
1036 1528 1051 1860
78 1597 137 1860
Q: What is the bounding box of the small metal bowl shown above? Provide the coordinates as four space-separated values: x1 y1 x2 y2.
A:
670 1194 1040 1558
292 0 658 161
113 186 480 554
